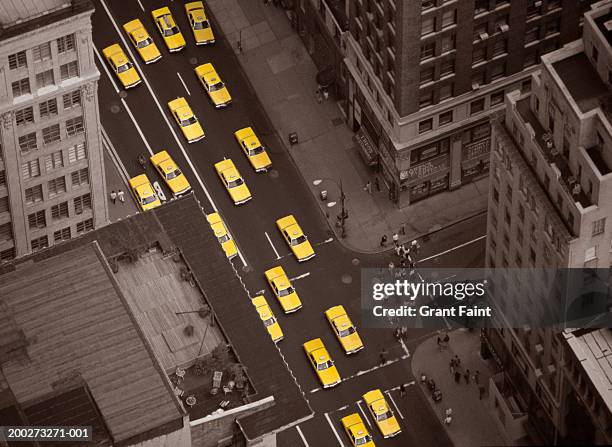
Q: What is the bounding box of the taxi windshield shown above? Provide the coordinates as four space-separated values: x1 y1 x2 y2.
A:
193 20 210 30
248 146 264 155
338 325 356 338
227 177 244 188
142 195 157 205
278 286 294 297
291 235 307 246
166 168 182 180
209 81 225 92
263 317 276 327
218 234 230 243
355 435 372 446
317 360 333 371
137 37 153 48
117 62 132 73
376 410 393 422
180 116 197 126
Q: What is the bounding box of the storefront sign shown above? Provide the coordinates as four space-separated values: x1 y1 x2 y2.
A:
403 155 449 182
354 129 377 166
462 138 491 161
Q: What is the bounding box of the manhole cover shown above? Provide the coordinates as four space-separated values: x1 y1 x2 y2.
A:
110 104 121 114
189 57 198 65
268 169 279 179
352 258 360 266
119 91 128 99
341 273 352 284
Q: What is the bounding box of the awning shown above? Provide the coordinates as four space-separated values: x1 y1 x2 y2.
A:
353 129 378 167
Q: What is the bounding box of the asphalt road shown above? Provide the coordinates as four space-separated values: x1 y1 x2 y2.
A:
91 1 487 446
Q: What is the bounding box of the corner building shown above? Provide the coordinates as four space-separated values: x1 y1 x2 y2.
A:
0 0 108 262
342 0 592 207
482 1 612 443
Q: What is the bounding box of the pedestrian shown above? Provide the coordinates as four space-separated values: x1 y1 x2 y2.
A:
449 360 455 375
464 368 471 384
411 239 420 255
474 370 480 384
399 224 405 235
364 181 372 194
437 336 441 348
374 177 381 191
444 415 452 425
395 245 402 257
454 371 461 383
445 408 453 417
117 189 125 203
443 333 450 344
388 261 395 270
454 355 461 367
316 89 323 103
110 190 117 204
399 383 407 397
478 385 485 400
379 349 388 366
380 234 387 247
392 232 399 246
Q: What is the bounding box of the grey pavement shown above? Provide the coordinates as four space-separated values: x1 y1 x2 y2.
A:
412 329 508 447
102 145 138 222
207 0 489 254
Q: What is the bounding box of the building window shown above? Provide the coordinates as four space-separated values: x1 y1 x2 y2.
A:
54 227 71 242
25 184 43 204
421 42 435 60
28 210 46 230
546 18 561 37
422 0 435 10
524 51 538 68
441 10 456 28
473 22 488 41
441 59 455 76
491 62 506 81
51 201 69 220
526 25 540 43
76 218 94 234
420 90 434 108
440 34 455 53
0 247 15 261
470 98 485 115
0 171 6 187
421 16 436 36
18 133 37 153
68 142 87 163
492 39 507 57
39 98 58 118
57 34 76 53
8 51 27 70
491 90 505 106
420 66 435 85
22 160 41 180
473 46 486 64
63 90 81 109
592 46 599 64
0 197 7 213
419 118 434 134
527 1 541 19
493 187 499 203
60 61 79 81
36 69 55 89
592 218 606 236
32 42 52 62
42 124 61 145
48 176 67 197
45 152 64 173
12 78 31 97
31 235 49 252
71 168 89 187
74 193 92 215
439 110 453 126
15 106 34 126
548 0 561 9
439 83 453 101
66 116 84 136
475 0 489 15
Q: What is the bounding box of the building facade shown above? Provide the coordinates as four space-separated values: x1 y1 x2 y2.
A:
482 0 612 443
0 0 108 262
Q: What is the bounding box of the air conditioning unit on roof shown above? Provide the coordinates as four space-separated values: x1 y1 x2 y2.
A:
498 24 509 33
479 32 489 41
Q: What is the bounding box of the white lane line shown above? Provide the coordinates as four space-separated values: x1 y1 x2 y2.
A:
309 387 321 394
136 0 144 12
385 390 404 420
399 338 410 357
314 237 334 246
295 425 309 447
418 235 486 263
94 46 153 156
356 400 372 428
324 413 346 447
265 231 281 259
290 272 311 282
98 0 248 268
177 72 191 96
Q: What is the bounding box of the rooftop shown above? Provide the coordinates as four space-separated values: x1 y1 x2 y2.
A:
594 10 612 47
587 145 612 176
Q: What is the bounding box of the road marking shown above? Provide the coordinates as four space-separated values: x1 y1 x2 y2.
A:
324 413 346 446
418 235 486 263
101 126 130 185
356 400 372 428
94 46 153 156
309 387 321 394
295 425 309 447
385 390 404 420
98 0 248 268
265 232 281 259
399 338 410 357
336 404 349 412
290 272 311 282
177 72 191 96
313 237 334 247
136 0 144 12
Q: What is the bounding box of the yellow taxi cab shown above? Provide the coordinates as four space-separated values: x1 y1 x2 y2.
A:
102 44 141 89
206 212 237 260
341 413 375 447
362 389 402 438
150 150 191 197
234 127 272 172
264 266 302 313
152 7 186 52
214 159 251 205
276 215 315 262
252 295 283 343
123 19 162 64
303 338 341 388
325 305 364 354
185 1 215 45
129 174 161 211
168 97 205 143
195 63 231 107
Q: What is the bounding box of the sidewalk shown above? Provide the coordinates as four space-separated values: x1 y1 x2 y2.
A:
411 329 507 447
102 143 138 223
207 0 488 254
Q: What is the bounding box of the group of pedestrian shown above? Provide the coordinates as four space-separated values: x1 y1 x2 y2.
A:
437 333 450 351
450 354 484 398
364 177 381 195
110 190 125 204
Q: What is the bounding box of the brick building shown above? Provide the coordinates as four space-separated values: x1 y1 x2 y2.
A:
0 0 108 262
482 1 612 443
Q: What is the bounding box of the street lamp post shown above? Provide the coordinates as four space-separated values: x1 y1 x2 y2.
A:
314 178 347 238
